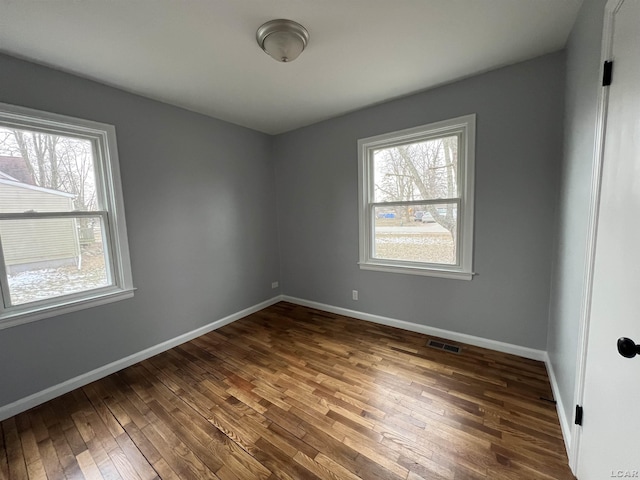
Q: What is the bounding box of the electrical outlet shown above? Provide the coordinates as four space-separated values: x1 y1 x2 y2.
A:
352 290 358 301
271 281 279 289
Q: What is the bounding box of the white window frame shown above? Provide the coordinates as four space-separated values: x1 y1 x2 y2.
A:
0 102 134 329
357 114 476 280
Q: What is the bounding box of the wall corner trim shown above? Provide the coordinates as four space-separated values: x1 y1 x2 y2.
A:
0 295 282 421
544 352 573 459
281 295 547 361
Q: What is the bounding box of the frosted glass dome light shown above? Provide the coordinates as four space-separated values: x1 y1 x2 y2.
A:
256 19 309 63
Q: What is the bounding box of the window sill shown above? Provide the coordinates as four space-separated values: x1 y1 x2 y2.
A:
0 288 136 330
359 262 474 280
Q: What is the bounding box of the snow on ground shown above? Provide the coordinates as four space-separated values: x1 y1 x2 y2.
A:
8 254 108 305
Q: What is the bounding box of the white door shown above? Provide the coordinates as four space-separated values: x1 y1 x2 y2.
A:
577 0 640 478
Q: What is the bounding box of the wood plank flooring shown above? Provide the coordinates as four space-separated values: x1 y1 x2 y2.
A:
0 302 575 479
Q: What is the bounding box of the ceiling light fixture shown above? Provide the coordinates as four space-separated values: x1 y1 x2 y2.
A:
256 19 309 63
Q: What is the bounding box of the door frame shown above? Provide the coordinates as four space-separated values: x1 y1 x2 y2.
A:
569 0 623 471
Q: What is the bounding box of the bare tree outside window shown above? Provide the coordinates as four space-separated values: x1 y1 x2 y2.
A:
374 136 459 238
0 127 108 305
358 115 475 278
369 136 460 265
0 102 133 328
0 128 97 211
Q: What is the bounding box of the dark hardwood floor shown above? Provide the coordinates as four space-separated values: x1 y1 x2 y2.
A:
0 302 574 479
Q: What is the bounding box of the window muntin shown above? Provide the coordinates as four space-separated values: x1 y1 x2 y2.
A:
358 115 475 279
0 102 134 328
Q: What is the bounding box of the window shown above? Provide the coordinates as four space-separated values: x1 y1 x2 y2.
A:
358 114 475 279
0 102 134 328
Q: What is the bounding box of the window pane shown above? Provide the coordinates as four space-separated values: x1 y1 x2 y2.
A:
373 135 458 202
373 204 457 265
0 126 98 212
1 217 110 306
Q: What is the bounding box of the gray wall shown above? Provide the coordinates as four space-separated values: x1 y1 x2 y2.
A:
547 0 607 426
274 53 565 350
0 54 281 408
0 44 576 411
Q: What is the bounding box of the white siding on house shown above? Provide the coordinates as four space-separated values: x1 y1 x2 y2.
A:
0 181 74 213
0 182 80 269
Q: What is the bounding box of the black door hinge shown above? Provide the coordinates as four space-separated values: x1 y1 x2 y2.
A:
603 61 613 86
575 405 584 426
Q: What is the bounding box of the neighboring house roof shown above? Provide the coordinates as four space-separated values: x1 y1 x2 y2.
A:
0 170 75 198
0 171 19 182
0 156 36 185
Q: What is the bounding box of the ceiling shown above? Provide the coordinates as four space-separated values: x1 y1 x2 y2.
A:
0 1 583 135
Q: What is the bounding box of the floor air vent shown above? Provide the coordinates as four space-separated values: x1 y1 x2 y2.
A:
427 339 461 354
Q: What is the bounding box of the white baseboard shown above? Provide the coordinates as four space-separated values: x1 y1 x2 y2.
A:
281 295 546 361
544 352 572 457
0 296 281 421
1 292 563 463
